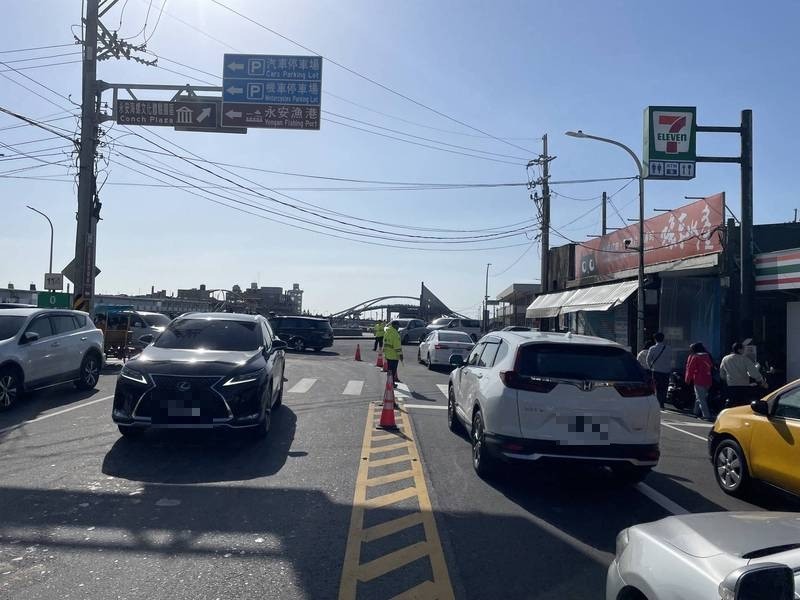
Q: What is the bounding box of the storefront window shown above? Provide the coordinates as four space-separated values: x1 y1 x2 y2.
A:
659 277 721 367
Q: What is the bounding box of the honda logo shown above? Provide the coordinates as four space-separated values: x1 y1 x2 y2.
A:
176 381 191 392
579 381 595 392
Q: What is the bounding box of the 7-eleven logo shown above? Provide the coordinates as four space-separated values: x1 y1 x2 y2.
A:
653 111 693 155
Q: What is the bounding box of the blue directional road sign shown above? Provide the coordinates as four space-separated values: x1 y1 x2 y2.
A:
222 54 322 130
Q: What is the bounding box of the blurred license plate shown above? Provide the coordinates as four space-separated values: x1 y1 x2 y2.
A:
555 415 609 445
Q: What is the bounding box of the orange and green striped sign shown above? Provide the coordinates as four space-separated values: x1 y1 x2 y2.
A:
755 248 800 291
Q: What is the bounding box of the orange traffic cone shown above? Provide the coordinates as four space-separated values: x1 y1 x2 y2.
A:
354 344 362 361
382 357 388 372
376 351 384 369
378 373 398 430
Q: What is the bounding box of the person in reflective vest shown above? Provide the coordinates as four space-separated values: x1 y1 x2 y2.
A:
373 321 385 351
382 321 403 387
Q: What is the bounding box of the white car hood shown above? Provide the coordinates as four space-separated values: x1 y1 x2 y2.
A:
638 512 800 560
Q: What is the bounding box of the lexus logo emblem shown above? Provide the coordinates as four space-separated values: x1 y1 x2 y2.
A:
176 381 191 392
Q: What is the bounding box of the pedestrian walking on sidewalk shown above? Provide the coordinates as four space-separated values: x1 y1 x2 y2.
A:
382 320 403 387
373 321 385 351
646 332 671 409
685 342 714 421
720 342 766 407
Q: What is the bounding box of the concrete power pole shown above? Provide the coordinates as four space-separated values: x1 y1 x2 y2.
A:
73 0 100 313
601 191 607 236
540 134 551 295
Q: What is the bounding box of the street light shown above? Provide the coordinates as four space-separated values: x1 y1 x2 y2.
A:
565 130 646 352
483 263 491 333
27 205 54 286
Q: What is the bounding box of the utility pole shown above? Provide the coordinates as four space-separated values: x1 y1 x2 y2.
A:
739 109 754 341
483 262 491 333
540 134 551 295
601 191 608 236
73 0 100 313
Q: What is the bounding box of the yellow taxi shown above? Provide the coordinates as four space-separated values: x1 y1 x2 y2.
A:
708 379 800 497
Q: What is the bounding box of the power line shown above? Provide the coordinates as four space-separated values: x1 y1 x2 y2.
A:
0 111 77 132
114 128 536 235
141 0 168 43
0 43 75 54
490 242 537 277
1 51 82 64
112 154 533 252
209 0 535 156
0 59 82 73
0 58 74 105
0 106 78 142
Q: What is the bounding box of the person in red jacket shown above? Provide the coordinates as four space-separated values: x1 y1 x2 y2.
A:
685 342 714 421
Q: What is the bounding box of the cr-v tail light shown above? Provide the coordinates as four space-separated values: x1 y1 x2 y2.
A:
500 371 557 393
614 382 654 397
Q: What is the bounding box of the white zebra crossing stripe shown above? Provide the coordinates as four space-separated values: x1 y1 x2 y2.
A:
396 382 411 393
343 380 364 396
287 378 317 394
436 384 449 398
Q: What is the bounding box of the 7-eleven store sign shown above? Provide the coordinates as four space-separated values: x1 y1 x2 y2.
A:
756 248 800 291
644 106 697 180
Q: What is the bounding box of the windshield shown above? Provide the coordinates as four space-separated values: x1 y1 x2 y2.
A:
517 343 645 381
142 313 171 327
431 318 452 326
0 316 25 341
154 318 259 351
438 332 473 343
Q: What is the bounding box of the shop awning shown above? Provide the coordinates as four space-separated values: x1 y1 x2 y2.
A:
525 280 638 319
525 289 577 319
559 280 639 314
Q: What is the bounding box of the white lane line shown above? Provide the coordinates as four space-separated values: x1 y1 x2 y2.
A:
342 380 364 396
287 378 317 394
396 382 411 393
404 404 447 410
0 394 114 435
662 421 713 428
636 483 689 515
662 422 708 441
436 384 449 398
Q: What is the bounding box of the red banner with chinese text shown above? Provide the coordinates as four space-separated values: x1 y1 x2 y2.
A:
574 193 725 281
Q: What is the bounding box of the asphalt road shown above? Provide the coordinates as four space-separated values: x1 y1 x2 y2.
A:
1 339 797 600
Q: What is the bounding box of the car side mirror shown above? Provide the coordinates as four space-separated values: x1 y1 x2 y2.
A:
21 331 40 344
719 563 794 600
750 400 769 416
449 354 465 367
271 339 288 352
139 334 155 345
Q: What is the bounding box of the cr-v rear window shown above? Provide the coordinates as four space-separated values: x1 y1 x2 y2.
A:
310 320 332 331
516 343 644 381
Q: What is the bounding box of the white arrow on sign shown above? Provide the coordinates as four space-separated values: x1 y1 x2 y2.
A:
226 86 244 95
227 62 245 72
196 107 212 123
225 110 242 119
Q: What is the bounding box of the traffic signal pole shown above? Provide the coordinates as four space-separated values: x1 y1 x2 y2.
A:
73 0 100 312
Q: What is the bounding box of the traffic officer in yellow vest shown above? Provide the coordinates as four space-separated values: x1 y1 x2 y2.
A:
373 321 385 351
382 320 403 387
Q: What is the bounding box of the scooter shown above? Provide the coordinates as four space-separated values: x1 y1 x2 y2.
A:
666 370 725 415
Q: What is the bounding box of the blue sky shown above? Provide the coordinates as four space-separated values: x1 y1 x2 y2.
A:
2 0 798 316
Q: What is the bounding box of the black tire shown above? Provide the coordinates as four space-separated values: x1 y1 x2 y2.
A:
118 425 144 438
426 353 434 370
417 349 423 364
0 366 22 411
447 387 464 434
75 352 101 390
713 438 750 496
611 464 652 485
312 347 322 352
471 411 499 478
251 389 272 439
290 337 305 352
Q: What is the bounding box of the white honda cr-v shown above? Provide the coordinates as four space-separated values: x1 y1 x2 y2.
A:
447 330 660 482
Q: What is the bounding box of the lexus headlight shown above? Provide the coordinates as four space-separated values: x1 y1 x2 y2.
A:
120 364 148 385
223 369 264 387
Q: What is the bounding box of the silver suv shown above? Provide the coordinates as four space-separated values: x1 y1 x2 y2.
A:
0 308 105 410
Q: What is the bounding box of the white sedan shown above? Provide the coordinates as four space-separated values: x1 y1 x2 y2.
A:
417 330 474 369
607 512 799 599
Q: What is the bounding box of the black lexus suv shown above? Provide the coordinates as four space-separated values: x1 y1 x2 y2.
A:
267 316 334 352
112 312 286 438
